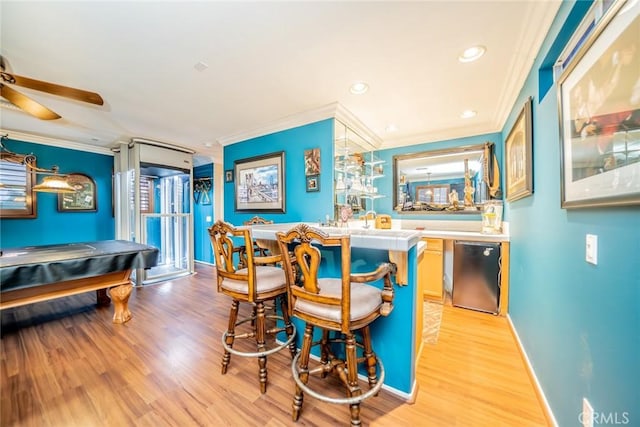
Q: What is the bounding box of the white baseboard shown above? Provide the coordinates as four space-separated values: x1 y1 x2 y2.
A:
507 314 558 427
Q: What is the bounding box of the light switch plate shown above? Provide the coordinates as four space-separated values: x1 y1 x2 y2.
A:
586 234 598 265
582 398 594 427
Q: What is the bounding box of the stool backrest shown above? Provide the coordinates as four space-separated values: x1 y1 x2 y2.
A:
208 220 259 301
244 216 274 225
276 223 352 332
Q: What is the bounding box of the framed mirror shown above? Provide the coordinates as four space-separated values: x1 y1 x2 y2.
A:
393 142 500 214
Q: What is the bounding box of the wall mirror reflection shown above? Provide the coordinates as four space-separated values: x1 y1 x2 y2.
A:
393 142 500 214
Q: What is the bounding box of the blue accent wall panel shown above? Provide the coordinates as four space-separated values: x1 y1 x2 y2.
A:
194 163 214 263
0 139 115 248
504 1 639 424
223 119 334 225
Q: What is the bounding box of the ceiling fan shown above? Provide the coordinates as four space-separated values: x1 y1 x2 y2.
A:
0 56 104 120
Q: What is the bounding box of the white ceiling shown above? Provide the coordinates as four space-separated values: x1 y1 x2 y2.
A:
0 1 561 165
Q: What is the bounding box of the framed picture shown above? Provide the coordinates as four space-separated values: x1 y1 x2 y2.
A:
306 174 320 192
304 148 321 176
505 97 533 202
57 173 97 212
558 0 640 208
234 151 285 212
225 169 234 183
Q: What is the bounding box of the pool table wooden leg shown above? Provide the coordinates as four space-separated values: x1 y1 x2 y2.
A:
109 284 133 323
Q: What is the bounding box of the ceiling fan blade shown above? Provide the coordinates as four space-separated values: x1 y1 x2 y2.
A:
0 84 61 120
8 74 104 106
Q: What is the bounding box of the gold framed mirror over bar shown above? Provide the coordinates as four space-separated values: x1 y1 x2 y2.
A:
393 142 501 214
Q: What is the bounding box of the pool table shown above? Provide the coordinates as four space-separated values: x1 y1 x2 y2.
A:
0 240 159 323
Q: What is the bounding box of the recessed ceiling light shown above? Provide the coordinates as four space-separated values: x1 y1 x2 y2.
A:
350 82 369 95
203 142 213 147
460 110 477 119
385 124 398 133
458 45 486 63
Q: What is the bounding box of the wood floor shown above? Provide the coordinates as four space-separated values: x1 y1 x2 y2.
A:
1 263 549 426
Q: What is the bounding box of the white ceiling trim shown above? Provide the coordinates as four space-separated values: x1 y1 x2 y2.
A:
216 103 340 146
492 0 562 132
0 128 114 156
378 122 502 151
216 102 382 149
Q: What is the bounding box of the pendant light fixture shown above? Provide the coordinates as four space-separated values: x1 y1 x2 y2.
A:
31 166 76 193
1 134 76 193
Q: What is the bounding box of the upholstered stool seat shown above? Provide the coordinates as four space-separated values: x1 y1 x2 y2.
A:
294 278 383 323
276 223 396 426
208 220 296 394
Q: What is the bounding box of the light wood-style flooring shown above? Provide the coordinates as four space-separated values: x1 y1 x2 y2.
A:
1 263 549 426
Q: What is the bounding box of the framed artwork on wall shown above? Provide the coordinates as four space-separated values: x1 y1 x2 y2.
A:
224 169 233 183
234 151 285 212
306 174 319 192
304 148 320 176
557 0 640 208
505 97 533 202
57 173 97 212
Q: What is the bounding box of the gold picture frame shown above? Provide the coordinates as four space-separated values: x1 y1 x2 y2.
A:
505 97 533 202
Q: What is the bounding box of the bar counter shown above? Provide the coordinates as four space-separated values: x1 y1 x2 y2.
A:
248 222 422 400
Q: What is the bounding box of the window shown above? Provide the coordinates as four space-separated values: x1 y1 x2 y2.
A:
130 173 155 213
416 184 450 204
0 154 37 218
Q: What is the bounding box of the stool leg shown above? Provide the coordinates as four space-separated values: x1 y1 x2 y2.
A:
361 326 378 389
278 296 297 359
345 333 362 427
255 301 267 394
293 323 314 421
320 329 330 377
222 299 239 374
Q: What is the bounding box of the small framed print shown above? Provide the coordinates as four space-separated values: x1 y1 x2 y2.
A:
57 173 97 212
306 174 319 192
304 148 321 176
225 169 234 183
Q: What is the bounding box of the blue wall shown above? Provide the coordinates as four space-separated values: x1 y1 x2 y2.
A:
194 163 214 263
504 2 639 425
375 132 503 221
0 139 115 248
223 119 335 224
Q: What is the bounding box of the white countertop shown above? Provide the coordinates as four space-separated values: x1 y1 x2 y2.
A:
250 223 422 251
249 219 509 252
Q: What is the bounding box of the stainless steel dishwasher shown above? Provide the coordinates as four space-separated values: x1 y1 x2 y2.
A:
452 241 501 314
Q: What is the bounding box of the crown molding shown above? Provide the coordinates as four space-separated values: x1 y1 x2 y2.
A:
216 102 382 148
492 0 562 131
0 129 115 156
379 122 501 150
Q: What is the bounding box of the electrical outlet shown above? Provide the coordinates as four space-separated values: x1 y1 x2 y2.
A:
582 398 594 427
586 234 598 265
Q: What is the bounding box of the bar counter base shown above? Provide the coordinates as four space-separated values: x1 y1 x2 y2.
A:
0 269 134 324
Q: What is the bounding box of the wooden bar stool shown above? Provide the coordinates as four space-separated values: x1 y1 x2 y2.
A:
276 223 396 426
208 220 296 394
